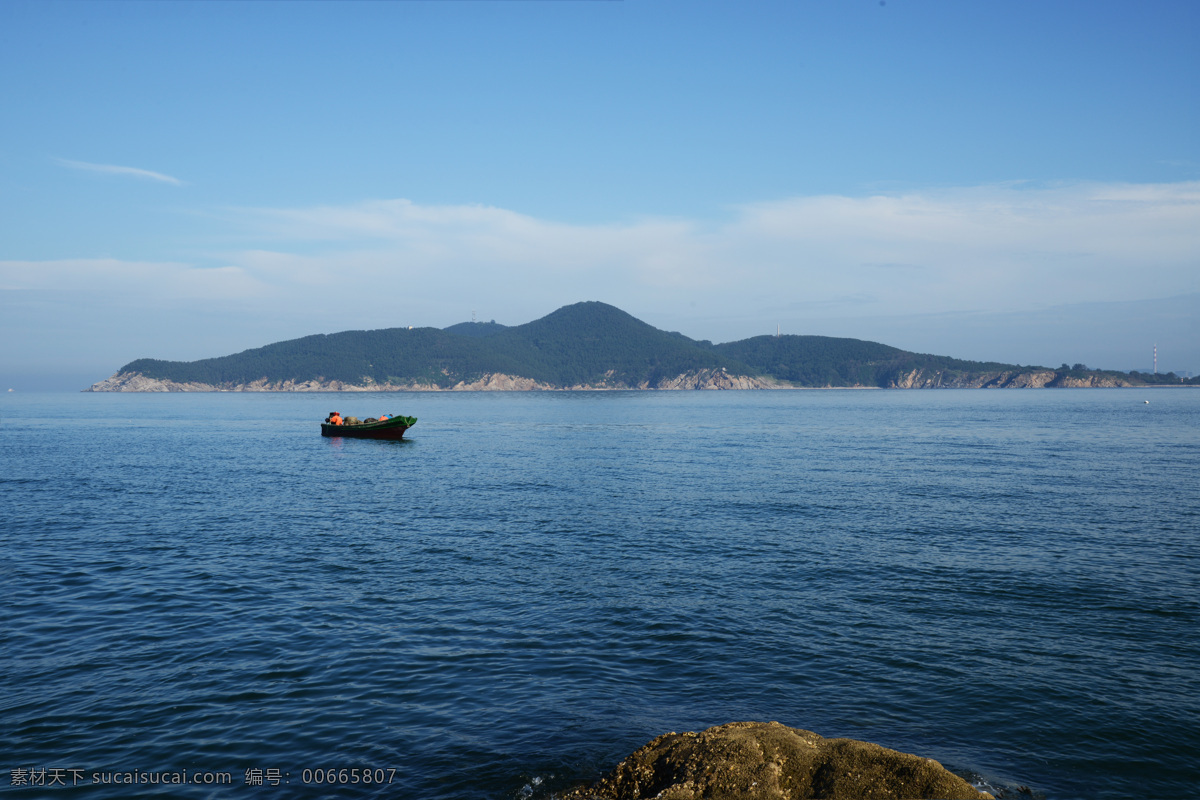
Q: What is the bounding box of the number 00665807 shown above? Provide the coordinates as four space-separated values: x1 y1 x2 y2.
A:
301 768 397 785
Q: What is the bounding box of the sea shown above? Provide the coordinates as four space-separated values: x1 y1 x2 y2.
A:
2 389 1198 799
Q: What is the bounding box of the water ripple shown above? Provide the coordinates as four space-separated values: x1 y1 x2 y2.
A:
2 390 1198 799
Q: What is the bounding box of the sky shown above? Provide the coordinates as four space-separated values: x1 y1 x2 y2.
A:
1 0 1197 390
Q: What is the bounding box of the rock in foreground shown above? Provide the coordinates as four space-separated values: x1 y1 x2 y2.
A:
562 721 992 800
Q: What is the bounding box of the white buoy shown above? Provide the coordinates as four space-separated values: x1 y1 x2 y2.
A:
1144 400 1150 404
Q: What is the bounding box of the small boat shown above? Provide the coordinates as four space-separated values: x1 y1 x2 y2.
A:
321 414 417 440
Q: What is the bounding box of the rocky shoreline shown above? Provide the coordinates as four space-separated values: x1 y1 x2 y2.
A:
561 721 994 800
890 368 1133 388
85 367 1137 392
84 369 782 392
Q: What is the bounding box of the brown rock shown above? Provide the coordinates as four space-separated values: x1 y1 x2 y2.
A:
562 721 991 800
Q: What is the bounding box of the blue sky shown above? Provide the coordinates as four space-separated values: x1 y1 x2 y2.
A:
2 0 1197 389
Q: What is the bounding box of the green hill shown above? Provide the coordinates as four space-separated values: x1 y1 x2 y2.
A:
483 302 754 386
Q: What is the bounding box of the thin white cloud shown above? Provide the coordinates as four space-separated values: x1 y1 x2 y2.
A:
55 158 184 186
223 181 1199 318
0 258 264 300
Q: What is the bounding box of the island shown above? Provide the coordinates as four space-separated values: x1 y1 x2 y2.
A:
87 301 1195 392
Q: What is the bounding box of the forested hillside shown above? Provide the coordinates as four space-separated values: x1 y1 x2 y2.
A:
121 327 526 387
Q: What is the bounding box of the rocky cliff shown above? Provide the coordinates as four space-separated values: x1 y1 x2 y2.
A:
561 721 993 800
86 369 780 392
887 369 1134 388
86 366 1140 392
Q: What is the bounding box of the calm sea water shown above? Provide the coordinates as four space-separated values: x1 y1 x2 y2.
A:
3 389 1198 799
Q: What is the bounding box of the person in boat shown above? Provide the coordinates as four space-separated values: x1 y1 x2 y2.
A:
328 411 343 426
378 414 389 422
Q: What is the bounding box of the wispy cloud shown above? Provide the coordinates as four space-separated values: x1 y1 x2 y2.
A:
221 181 1200 324
0 258 263 300
20 181 1192 331
55 158 184 186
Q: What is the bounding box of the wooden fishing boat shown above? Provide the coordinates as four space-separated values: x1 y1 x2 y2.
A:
321 415 417 440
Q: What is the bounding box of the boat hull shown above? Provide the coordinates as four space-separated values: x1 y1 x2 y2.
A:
321 419 412 440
